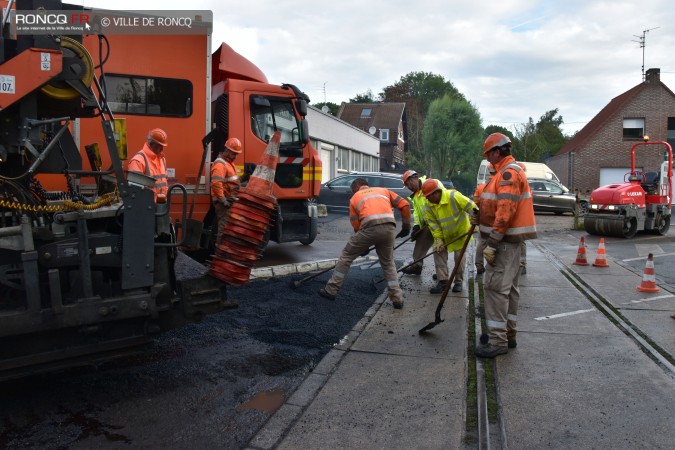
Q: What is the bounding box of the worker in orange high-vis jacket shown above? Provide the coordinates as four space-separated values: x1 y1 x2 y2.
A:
319 177 411 309
127 128 169 201
473 163 496 276
473 133 537 359
210 137 242 244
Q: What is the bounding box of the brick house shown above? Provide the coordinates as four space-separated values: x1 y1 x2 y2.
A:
547 68 675 196
337 102 407 171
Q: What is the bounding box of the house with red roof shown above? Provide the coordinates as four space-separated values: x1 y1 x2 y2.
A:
547 68 675 196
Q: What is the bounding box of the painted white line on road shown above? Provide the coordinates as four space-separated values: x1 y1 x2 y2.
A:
534 308 595 321
623 293 675 304
622 252 675 262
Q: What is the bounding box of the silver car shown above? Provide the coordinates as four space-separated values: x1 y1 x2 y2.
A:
528 178 580 215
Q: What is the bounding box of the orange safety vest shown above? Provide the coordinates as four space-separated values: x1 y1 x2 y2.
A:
127 144 168 200
349 186 412 232
479 155 537 243
210 157 240 202
473 183 486 206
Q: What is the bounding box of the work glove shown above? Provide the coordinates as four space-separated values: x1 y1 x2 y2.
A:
396 227 410 239
409 225 421 242
433 239 446 254
483 246 497 266
469 209 480 226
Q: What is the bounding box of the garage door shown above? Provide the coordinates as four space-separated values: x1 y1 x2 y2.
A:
599 167 643 186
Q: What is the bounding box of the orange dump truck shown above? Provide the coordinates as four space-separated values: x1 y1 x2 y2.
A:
78 31 322 246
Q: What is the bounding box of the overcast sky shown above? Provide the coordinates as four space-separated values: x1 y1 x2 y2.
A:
81 0 675 136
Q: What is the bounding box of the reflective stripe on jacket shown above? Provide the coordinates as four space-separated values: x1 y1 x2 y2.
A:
473 183 486 206
127 144 168 199
424 186 476 252
349 186 412 232
210 157 240 201
479 155 537 243
407 175 428 227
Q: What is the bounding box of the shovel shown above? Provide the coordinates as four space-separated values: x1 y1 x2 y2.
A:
419 224 477 334
182 137 211 249
370 249 437 288
290 245 376 289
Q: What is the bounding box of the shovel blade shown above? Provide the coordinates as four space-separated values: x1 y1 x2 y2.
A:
418 318 444 334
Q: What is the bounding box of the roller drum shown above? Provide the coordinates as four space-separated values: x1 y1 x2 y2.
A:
584 213 636 238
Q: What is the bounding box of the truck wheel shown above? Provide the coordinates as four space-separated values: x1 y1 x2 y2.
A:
300 217 318 246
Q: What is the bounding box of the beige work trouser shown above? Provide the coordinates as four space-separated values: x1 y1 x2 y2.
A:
213 202 231 245
436 248 466 284
408 227 448 279
483 240 522 347
475 234 488 271
325 223 403 304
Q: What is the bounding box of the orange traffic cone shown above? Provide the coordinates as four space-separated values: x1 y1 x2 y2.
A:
592 238 609 267
636 253 660 293
573 236 589 266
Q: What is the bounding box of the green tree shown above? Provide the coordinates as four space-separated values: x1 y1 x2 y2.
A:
422 95 483 180
513 109 568 162
349 89 380 103
312 101 340 116
484 125 515 142
380 72 463 169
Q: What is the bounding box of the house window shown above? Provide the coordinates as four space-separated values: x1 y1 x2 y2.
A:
380 129 390 142
338 147 349 171
351 152 361 172
623 118 644 139
360 108 372 117
667 118 675 145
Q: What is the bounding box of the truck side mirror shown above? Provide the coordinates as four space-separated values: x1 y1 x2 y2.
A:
295 99 308 117
300 119 309 145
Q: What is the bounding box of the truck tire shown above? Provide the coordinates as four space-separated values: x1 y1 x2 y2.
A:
300 217 318 245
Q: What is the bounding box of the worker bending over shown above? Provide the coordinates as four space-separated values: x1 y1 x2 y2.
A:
319 178 411 309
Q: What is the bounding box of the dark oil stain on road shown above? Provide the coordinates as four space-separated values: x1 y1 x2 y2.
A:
236 388 286 413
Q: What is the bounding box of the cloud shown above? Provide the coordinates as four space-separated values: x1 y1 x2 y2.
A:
83 0 675 135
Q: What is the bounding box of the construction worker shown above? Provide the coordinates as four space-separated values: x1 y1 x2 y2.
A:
210 137 242 244
473 163 496 275
319 177 411 308
474 133 537 358
400 170 448 283
422 178 478 294
127 128 169 201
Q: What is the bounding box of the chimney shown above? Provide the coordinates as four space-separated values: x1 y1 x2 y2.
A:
645 68 660 84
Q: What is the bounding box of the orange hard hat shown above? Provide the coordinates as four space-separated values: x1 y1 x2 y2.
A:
483 133 510 156
421 179 442 197
148 128 168 147
225 137 242 154
402 169 418 185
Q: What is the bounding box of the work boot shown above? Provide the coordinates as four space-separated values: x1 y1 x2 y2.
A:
318 288 336 301
392 299 404 309
475 343 508 358
429 280 448 294
401 265 422 275
452 282 462 293
476 266 485 275
508 338 517 349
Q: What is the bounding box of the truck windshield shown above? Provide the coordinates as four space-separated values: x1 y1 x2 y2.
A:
250 97 302 150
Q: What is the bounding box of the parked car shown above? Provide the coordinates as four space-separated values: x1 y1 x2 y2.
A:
317 172 412 213
528 178 580 215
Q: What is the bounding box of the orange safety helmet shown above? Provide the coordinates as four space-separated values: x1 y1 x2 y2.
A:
421 179 442 197
225 137 242 154
483 133 511 156
148 128 168 147
402 169 418 185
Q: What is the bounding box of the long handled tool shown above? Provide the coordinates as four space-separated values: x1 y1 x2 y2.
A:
419 224 477 334
290 245 376 289
370 249 436 287
364 225 426 270
182 136 211 249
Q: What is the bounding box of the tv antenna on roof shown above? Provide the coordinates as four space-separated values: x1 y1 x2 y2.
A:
632 27 660 81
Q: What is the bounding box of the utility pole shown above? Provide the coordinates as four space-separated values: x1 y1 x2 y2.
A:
632 27 660 81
